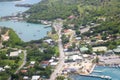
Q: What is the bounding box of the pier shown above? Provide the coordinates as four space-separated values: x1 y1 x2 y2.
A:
90 64 96 74
79 74 112 80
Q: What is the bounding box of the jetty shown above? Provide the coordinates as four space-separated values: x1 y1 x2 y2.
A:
90 64 96 74
80 74 112 80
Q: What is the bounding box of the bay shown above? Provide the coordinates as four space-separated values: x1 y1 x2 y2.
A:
0 0 51 42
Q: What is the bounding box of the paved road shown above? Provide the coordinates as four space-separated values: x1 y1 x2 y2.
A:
15 50 27 74
8 50 27 80
50 22 65 80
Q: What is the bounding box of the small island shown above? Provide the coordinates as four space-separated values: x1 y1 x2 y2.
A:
0 0 20 2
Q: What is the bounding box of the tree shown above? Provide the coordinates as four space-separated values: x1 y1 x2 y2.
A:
61 34 69 44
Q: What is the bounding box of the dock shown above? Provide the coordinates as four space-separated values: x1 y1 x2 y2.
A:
80 74 112 80
90 64 96 74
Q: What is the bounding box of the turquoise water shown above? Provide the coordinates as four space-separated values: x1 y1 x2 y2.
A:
0 0 51 42
0 21 51 42
0 0 41 16
70 74 105 80
70 66 120 80
91 66 120 80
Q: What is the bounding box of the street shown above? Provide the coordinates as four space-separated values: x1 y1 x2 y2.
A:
8 50 27 80
50 22 65 80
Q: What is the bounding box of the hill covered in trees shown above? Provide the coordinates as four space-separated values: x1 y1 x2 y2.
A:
26 0 120 49
26 0 120 25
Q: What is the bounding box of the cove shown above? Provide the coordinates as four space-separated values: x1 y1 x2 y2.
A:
0 0 51 42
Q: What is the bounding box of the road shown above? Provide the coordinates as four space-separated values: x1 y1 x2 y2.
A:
50 22 65 80
8 50 27 80
15 50 27 74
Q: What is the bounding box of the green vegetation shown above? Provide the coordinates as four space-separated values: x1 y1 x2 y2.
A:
56 76 71 80
3 28 23 47
0 28 23 80
26 0 120 49
26 0 79 22
27 0 120 25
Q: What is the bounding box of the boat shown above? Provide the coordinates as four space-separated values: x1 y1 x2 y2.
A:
18 32 22 34
37 30 40 32
33 35 36 37
93 70 102 73
44 24 51 28
101 75 112 80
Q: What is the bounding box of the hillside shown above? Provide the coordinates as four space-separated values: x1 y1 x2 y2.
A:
26 0 120 24
26 0 120 49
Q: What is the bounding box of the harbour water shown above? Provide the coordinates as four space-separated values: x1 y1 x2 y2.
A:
0 0 51 42
70 66 120 80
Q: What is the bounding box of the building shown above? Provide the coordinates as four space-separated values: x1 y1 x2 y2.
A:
50 62 58 66
65 55 83 62
41 61 49 68
92 46 107 52
44 39 54 44
0 67 5 72
30 61 35 65
10 51 19 57
80 46 89 53
23 76 29 80
31 75 40 80
113 46 120 54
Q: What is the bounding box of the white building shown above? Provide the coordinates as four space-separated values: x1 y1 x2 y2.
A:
31 75 40 80
10 51 19 57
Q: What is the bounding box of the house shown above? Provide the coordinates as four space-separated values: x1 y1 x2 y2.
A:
4 65 10 69
23 76 29 80
50 62 58 67
82 54 89 58
41 61 49 68
44 39 54 44
65 55 83 62
31 75 40 80
80 46 89 53
21 70 28 73
30 61 35 65
105 50 114 56
0 67 5 72
75 37 81 41
64 29 75 36
92 46 107 52
49 59 54 63
10 51 19 57
113 46 120 54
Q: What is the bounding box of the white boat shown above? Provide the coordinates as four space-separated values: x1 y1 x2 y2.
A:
93 70 102 73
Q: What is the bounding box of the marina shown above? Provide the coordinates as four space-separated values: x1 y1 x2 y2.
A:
70 66 120 80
